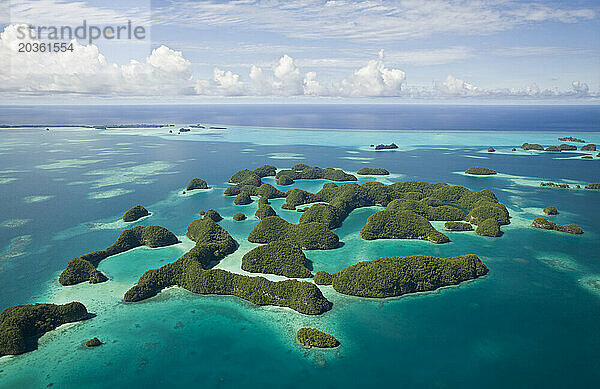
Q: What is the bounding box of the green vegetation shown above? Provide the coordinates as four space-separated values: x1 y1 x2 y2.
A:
465 200 510 225
276 165 357 182
331 254 488 298
521 143 544 151
0 302 88 356
475 218 502 237
488 147 495 152
186 178 209 190
235 192 253 205
444 221 474 231
248 216 340 249
531 218 583 234
199 209 223 222
59 226 178 286
375 143 398 150
241 241 312 278
122 205 149 222
313 271 334 285
277 175 295 185
581 144 596 151
558 144 577 151
582 156 593 159
124 220 331 315
86 337 102 347
233 212 246 221
585 183 600 189
278 180 508 239
543 206 558 215
558 137 585 143
360 210 450 243
465 167 497 175
357 167 390 175
541 182 569 188
255 203 277 219
296 328 339 348
545 146 560 152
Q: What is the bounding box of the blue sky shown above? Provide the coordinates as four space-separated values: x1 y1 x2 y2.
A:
1 0 599 102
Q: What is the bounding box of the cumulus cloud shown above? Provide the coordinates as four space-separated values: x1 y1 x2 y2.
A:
572 81 589 95
0 25 595 100
435 74 595 98
0 24 193 95
248 54 306 95
437 74 483 97
337 50 406 97
196 68 246 96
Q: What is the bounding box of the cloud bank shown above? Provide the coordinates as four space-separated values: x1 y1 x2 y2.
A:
0 24 595 99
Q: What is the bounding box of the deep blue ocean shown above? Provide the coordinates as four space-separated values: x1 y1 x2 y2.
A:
0 105 599 388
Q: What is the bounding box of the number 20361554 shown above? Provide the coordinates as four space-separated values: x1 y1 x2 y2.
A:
17 42 74 53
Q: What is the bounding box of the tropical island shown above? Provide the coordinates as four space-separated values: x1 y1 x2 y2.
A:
241 241 312 278
199 209 223 222
0 302 88 356
488 147 495 152
444 221 474 231
558 137 585 143
521 143 544 151
186 178 209 190
296 328 339 348
59 225 179 285
585 183 600 189
123 218 332 315
361 209 450 243
327 254 488 298
531 218 583 234
543 206 558 215
357 167 390 175
375 143 398 150
558 144 577 151
122 205 149 222
475 218 502 237
276 165 357 182
86 337 102 347
233 212 246 221
581 144 596 151
465 167 497 175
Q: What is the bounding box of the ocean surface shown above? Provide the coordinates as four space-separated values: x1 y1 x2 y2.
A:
0 104 599 388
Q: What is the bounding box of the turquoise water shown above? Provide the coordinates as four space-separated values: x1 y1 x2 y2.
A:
0 117 599 388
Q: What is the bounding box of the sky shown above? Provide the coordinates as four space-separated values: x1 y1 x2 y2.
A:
1 0 599 103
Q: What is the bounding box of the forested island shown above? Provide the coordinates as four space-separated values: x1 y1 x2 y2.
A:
241 241 312 278
444 221 474 231
0 302 88 356
357 167 390 175
296 328 339 348
39 163 505 356
558 137 585 143
543 206 558 215
531 218 583 234
122 205 149 222
465 167 497 175
374 143 398 150
186 178 209 190
123 217 331 315
59 226 179 285
317 254 488 298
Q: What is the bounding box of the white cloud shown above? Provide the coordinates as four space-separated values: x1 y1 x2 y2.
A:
435 74 595 98
0 24 193 95
195 68 246 95
303 71 328 96
437 75 483 97
0 24 595 100
248 54 304 95
336 50 406 97
572 81 589 95
153 0 596 42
